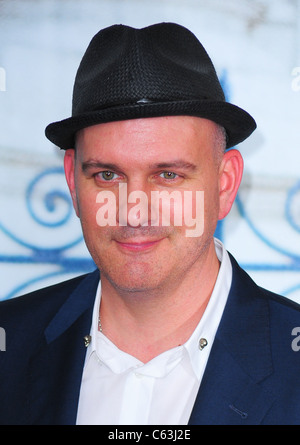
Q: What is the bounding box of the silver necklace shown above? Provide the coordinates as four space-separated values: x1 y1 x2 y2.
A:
98 314 103 332
97 304 208 351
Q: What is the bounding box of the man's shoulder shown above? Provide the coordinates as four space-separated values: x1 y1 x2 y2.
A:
257 285 300 341
258 284 300 313
0 271 97 324
229 251 300 317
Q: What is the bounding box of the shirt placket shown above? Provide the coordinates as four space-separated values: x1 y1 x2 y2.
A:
118 368 155 424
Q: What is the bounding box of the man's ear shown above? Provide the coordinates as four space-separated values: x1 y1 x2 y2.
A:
218 148 243 220
64 149 80 217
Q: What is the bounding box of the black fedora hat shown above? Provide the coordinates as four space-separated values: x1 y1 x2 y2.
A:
45 22 256 149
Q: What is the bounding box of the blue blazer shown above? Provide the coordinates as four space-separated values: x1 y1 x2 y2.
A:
1 254 300 425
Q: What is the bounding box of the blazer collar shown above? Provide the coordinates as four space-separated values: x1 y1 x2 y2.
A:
216 253 273 382
189 254 276 425
29 269 99 425
44 269 100 344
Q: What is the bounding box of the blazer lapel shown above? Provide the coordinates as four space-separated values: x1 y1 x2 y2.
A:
28 270 99 425
189 255 276 425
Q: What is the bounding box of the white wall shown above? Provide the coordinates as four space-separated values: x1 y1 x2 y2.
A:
0 0 299 300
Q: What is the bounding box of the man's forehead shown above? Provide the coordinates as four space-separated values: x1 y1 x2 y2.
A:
75 115 219 147
73 117 224 172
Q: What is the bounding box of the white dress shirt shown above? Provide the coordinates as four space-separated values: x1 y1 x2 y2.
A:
76 238 232 425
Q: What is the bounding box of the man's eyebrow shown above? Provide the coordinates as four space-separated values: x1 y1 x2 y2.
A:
150 161 197 171
81 161 120 173
81 160 198 173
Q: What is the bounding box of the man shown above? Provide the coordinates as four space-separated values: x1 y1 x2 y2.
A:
1 22 300 425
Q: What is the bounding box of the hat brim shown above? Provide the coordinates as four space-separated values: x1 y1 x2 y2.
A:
45 99 256 150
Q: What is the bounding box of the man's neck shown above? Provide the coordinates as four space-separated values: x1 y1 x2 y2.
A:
98 243 220 363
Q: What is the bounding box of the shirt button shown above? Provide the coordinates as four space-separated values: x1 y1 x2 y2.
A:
199 338 208 351
134 372 144 379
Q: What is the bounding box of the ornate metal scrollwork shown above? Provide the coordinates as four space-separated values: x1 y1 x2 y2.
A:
0 167 95 300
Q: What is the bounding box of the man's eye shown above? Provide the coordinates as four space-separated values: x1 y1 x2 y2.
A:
99 171 116 181
160 171 178 180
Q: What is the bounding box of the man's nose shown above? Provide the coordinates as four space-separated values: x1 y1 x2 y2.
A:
117 181 153 227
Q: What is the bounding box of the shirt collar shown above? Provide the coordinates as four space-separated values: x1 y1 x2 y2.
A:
183 238 232 380
85 238 232 380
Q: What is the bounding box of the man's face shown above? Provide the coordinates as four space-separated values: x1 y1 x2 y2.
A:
64 116 237 294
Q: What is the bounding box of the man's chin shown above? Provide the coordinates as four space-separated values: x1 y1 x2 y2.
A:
100 266 167 295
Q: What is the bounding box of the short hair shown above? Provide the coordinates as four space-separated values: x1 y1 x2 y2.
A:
213 125 227 166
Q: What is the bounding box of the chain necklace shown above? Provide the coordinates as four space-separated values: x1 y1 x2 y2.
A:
97 303 208 351
98 315 103 332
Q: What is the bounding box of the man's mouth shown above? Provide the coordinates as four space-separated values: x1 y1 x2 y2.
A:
114 238 164 252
